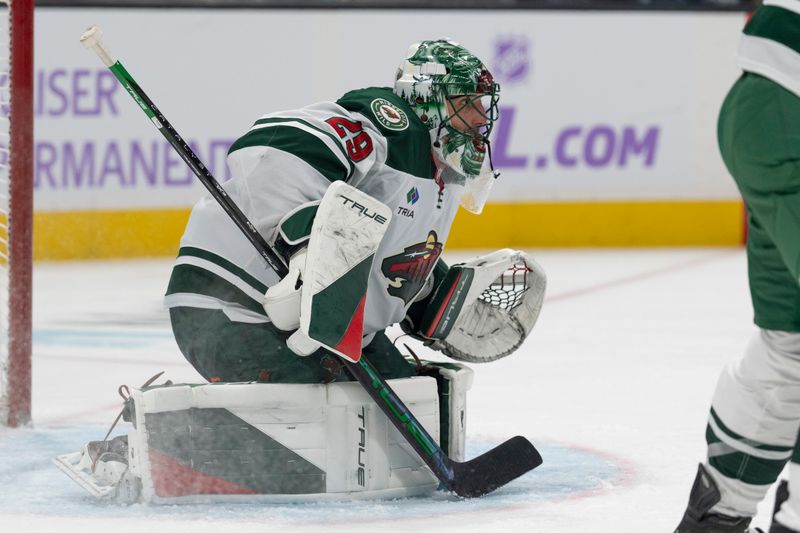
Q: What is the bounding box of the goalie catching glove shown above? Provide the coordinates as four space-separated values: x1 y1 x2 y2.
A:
401 249 546 363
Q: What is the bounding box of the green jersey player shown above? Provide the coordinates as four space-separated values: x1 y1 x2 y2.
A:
163 39 546 387
675 3 800 532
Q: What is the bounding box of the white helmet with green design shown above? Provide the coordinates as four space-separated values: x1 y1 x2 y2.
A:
394 39 501 213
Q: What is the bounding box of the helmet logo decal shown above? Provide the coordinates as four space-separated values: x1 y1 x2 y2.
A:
370 98 409 131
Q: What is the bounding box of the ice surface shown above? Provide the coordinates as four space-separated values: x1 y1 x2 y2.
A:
0 248 779 532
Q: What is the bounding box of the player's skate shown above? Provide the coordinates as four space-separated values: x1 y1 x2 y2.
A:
53 434 141 502
675 464 763 532
770 480 800 533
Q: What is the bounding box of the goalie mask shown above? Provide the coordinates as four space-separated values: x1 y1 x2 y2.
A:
394 39 501 214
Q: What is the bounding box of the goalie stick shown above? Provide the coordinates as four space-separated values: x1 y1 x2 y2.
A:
79 26 542 498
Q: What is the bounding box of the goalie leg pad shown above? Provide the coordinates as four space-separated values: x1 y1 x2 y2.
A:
54 365 477 503
72 378 441 503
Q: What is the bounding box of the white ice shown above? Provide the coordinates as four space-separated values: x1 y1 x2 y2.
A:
0 247 777 532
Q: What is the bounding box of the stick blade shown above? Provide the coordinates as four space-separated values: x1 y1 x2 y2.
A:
449 436 542 498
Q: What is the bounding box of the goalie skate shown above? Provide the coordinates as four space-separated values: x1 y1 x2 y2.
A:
53 436 141 502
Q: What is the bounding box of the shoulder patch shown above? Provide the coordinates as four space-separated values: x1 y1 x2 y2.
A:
369 98 409 131
337 87 435 179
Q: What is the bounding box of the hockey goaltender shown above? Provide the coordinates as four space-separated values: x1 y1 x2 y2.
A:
55 37 547 503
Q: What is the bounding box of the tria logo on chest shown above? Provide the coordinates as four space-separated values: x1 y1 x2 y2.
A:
397 206 415 219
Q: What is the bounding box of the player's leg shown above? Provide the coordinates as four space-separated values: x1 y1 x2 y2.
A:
169 306 342 383
676 73 800 531
714 73 800 520
705 329 800 512
676 329 800 532
170 305 421 384
360 331 417 379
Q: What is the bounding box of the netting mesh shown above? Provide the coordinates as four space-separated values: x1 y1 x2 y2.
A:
0 1 10 423
478 262 531 311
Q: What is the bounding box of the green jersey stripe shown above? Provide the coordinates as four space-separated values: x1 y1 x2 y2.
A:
178 246 269 294
252 117 351 167
745 5 800 57
707 424 787 485
765 0 800 16
708 452 786 486
229 123 351 182
708 408 794 456
279 203 319 244
706 424 789 484
166 263 267 316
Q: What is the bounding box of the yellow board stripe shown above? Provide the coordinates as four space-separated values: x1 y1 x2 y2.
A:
447 200 746 248
34 209 190 260
32 200 745 260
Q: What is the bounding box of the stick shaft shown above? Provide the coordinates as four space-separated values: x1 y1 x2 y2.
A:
109 59 289 278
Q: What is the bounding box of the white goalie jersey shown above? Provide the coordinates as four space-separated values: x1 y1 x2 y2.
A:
164 87 462 342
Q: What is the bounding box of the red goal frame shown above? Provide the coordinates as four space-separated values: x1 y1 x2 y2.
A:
6 0 33 427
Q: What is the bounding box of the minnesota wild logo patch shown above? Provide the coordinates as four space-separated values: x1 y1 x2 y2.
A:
370 98 409 131
381 231 442 304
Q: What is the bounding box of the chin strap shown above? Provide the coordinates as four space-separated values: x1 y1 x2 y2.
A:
433 121 446 148
485 138 501 180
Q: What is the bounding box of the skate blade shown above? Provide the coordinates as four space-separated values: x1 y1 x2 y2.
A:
53 452 117 500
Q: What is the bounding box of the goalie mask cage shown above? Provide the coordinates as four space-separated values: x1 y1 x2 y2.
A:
0 0 33 428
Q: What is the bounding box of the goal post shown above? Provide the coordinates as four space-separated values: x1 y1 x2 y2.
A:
0 0 33 428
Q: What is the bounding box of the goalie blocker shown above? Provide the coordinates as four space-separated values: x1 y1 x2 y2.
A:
54 363 473 503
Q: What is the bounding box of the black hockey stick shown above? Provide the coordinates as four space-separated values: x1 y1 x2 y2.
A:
80 26 542 498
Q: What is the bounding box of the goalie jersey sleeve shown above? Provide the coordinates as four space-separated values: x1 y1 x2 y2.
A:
165 87 463 342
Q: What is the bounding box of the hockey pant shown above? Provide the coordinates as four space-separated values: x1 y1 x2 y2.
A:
169 306 416 384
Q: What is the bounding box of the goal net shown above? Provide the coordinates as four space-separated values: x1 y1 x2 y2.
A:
0 0 33 428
